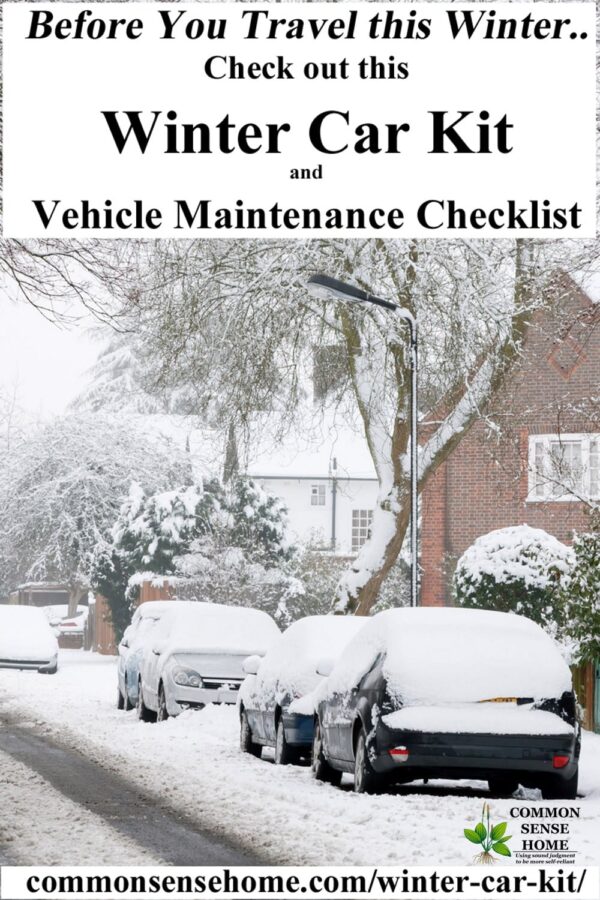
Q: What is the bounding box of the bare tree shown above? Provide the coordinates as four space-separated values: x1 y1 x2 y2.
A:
0 239 136 324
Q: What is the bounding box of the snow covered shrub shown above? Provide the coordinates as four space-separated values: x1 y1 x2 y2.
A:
95 476 297 631
172 478 297 621
453 525 574 634
561 526 600 664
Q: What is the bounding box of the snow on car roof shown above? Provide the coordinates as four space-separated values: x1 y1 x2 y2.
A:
325 607 572 705
132 600 178 621
154 602 280 656
254 615 368 702
0 604 58 659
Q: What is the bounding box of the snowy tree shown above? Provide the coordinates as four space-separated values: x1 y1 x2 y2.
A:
108 238 597 614
454 525 574 635
562 522 600 664
0 413 190 611
101 475 296 626
173 478 297 621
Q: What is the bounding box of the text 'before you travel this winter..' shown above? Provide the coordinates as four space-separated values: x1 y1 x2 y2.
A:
5 2 594 237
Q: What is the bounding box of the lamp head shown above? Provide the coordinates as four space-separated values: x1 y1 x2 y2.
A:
306 274 369 305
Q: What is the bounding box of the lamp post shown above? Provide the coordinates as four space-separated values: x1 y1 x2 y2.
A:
306 273 419 607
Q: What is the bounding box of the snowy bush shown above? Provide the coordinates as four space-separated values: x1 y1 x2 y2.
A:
453 525 574 634
171 478 297 622
96 476 297 632
561 526 600 664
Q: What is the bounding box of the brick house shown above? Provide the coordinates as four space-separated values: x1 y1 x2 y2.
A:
420 272 600 728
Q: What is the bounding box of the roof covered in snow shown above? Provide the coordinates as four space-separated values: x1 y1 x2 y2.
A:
154 601 280 657
241 614 367 709
569 260 600 306
134 412 377 482
325 607 572 706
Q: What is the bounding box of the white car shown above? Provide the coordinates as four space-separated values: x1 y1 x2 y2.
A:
117 600 175 710
44 604 89 637
0 605 59 674
137 602 281 721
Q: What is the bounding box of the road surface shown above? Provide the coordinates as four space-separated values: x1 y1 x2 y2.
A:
0 717 259 866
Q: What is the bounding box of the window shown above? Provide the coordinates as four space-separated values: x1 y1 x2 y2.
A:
529 434 600 502
311 484 326 506
352 509 373 552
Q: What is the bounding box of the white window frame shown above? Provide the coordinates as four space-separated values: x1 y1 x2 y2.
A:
351 509 373 552
310 484 326 507
527 433 600 502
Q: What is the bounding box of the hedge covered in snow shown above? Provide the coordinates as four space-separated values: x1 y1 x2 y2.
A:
453 525 574 633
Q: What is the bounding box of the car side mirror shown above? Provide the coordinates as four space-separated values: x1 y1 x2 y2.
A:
316 657 334 677
121 638 129 649
243 654 262 675
152 641 166 656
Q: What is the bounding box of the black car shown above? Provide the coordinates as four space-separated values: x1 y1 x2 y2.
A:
313 608 580 798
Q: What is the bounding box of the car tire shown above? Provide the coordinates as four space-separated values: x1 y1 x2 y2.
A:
39 664 58 675
488 776 519 798
117 687 125 710
240 710 262 758
312 719 342 786
124 679 134 712
157 684 169 722
354 729 379 794
542 768 578 800
136 680 155 723
274 718 294 765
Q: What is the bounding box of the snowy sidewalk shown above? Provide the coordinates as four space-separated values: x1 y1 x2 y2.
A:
1 650 599 866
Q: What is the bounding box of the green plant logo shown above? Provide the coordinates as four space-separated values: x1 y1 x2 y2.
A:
464 802 512 864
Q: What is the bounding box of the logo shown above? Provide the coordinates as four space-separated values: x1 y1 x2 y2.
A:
464 802 512 863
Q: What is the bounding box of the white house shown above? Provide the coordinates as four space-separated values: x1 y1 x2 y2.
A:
245 424 379 556
138 413 379 557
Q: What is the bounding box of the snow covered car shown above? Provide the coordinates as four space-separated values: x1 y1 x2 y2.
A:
0 605 59 674
117 600 175 710
313 608 580 798
137 602 280 722
43 604 89 648
238 615 366 765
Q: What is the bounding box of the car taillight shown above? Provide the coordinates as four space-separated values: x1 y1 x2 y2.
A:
389 746 409 762
553 754 570 769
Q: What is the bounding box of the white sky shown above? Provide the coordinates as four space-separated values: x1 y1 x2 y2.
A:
0 296 100 418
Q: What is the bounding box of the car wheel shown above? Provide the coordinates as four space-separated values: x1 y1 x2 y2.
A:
312 719 342 786
136 680 155 723
117 686 125 710
274 718 294 765
124 679 134 712
40 664 58 675
157 684 169 722
240 710 262 758
488 776 519 798
354 729 379 794
542 768 578 800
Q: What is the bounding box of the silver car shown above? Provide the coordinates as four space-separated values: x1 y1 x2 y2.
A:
117 601 174 710
136 602 280 722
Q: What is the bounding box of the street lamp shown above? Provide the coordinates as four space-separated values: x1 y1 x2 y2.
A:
306 273 419 608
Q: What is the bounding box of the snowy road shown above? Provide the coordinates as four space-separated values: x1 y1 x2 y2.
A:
0 724 255 866
1 650 599 866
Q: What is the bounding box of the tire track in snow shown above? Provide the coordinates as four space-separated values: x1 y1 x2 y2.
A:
0 721 259 866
